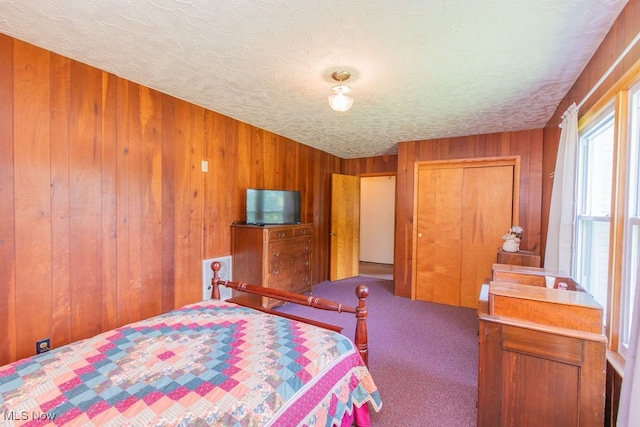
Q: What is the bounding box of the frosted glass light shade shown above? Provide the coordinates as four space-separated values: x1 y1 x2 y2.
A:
328 84 354 112
328 93 354 112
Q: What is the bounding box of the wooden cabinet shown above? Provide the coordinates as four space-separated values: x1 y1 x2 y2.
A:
231 223 313 308
477 268 606 426
497 248 541 267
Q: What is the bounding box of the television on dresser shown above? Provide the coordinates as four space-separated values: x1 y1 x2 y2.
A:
246 188 301 225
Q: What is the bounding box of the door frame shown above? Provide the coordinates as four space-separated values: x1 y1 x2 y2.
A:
329 172 397 281
411 156 521 299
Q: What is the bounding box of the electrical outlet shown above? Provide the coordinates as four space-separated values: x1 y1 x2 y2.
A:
36 338 50 354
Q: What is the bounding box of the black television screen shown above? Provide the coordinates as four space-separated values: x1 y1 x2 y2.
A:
246 188 301 225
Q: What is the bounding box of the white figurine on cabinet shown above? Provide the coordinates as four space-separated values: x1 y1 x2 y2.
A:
502 225 523 253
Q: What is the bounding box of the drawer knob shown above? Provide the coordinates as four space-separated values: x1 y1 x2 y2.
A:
278 232 286 237
273 252 280 257
272 269 279 275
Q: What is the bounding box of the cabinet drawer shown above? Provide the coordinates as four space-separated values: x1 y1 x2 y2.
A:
267 225 313 241
269 253 311 276
269 236 311 258
268 273 312 292
294 226 312 237
267 228 295 241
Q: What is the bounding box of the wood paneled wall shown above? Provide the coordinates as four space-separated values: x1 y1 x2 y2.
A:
393 130 544 298
342 154 398 176
541 0 640 263
0 35 341 365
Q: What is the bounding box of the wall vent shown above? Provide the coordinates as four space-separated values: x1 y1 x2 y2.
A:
202 256 232 301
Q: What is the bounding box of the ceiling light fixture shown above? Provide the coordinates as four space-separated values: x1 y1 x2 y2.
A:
328 71 354 112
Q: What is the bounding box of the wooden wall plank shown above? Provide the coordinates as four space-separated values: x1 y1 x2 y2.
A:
0 34 16 366
262 130 279 188
173 98 194 308
13 40 52 359
188 104 205 304
203 110 235 257
50 53 71 350
115 78 132 325
101 71 118 331
202 109 217 258
140 86 164 319
394 141 416 298
511 131 532 249
68 60 105 342
160 96 176 312
172 99 205 308
124 82 143 322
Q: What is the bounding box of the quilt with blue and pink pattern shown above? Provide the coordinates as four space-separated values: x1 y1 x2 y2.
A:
0 300 381 426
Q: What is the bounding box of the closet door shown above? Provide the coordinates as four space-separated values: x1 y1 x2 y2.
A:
414 159 517 308
415 166 463 305
459 165 514 307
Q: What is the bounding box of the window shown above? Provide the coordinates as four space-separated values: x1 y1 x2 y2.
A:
620 82 640 356
575 108 615 320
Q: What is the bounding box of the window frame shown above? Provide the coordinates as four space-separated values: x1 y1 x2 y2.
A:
575 71 640 364
618 80 640 358
574 106 615 316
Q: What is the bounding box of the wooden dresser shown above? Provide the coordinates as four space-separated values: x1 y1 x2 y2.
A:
231 223 313 308
496 248 541 267
477 265 606 426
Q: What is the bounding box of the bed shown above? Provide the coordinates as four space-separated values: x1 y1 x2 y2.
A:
0 262 381 426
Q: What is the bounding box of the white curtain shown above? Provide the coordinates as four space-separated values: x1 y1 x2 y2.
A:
545 103 578 274
618 268 640 426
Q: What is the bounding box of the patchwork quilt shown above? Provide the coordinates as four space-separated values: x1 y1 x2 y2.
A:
0 300 381 426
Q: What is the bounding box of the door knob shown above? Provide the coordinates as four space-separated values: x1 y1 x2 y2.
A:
418 232 423 237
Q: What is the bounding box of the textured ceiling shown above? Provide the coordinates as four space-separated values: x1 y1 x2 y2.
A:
0 0 628 158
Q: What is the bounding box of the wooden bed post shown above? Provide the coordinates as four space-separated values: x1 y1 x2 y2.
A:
355 285 369 366
211 261 222 300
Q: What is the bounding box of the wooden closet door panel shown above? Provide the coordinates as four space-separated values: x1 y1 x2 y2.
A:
415 167 463 305
460 165 514 308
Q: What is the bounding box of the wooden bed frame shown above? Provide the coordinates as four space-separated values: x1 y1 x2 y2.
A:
211 261 369 365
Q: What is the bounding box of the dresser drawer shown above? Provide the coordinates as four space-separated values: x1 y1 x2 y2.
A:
293 226 312 237
267 228 295 241
269 253 311 277
266 225 313 242
267 272 312 293
269 236 311 259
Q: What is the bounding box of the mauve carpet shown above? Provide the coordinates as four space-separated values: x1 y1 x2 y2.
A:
275 276 479 427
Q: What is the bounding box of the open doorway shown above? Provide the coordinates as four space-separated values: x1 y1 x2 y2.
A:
359 175 395 280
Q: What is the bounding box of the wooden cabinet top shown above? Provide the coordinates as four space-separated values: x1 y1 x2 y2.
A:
487 282 603 334
231 223 312 241
496 248 541 267
231 223 312 230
